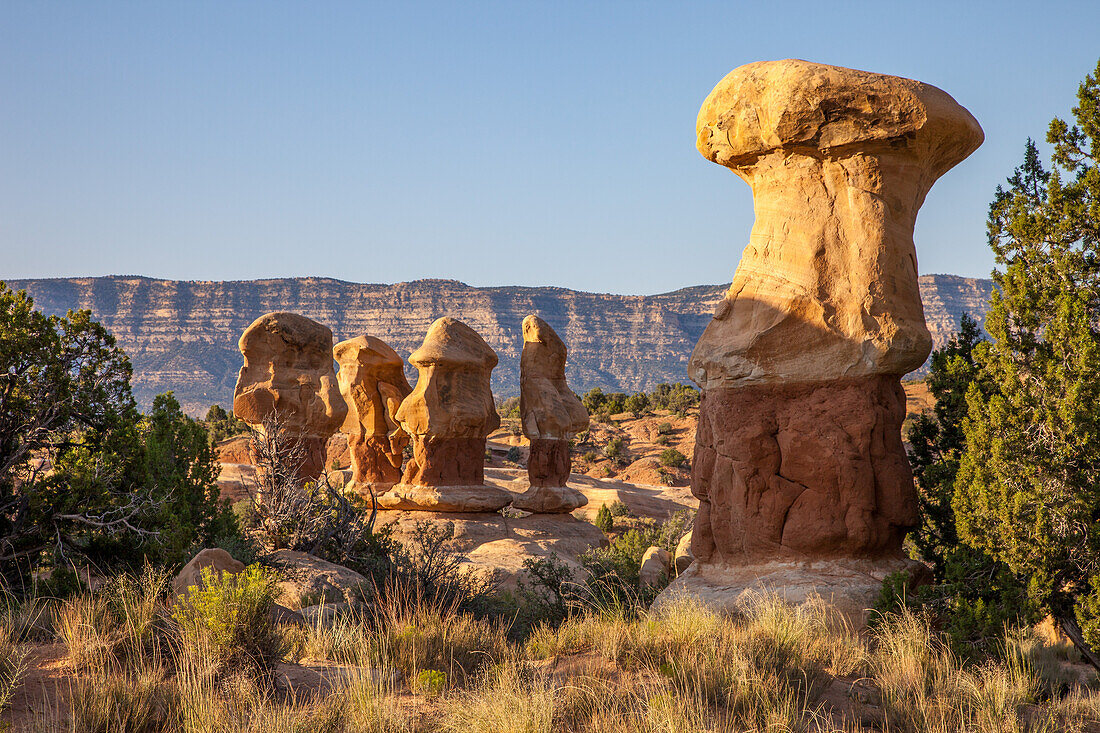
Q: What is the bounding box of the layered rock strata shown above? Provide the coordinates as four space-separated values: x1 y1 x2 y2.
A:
379 317 512 512
663 59 984 619
333 335 413 501
513 315 590 513
233 312 347 482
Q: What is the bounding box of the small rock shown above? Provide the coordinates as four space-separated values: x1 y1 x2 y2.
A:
674 531 694 575
639 546 672 589
172 548 245 600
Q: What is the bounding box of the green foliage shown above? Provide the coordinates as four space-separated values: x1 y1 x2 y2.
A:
954 60 1100 658
171 564 286 683
648 383 700 414
496 396 520 419
603 436 625 459
656 422 674 435
202 404 247 444
505 446 522 463
658 448 687 468
414 668 446 697
594 504 613 534
623 392 650 417
608 500 629 517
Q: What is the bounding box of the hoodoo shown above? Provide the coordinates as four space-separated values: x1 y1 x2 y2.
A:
378 317 512 512
663 59 984 618
513 315 589 513
232 312 347 482
334 335 412 501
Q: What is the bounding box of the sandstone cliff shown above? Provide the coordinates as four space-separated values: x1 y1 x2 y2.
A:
6 275 991 415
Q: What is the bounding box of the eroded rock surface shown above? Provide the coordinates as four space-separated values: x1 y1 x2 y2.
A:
663 60 982 619
514 315 589 513
379 317 511 512
334 335 412 499
233 312 346 481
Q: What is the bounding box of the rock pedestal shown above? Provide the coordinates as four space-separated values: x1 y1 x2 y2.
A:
233 312 347 482
333 335 412 501
512 315 589 513
378 317 512 512
660 60 983 620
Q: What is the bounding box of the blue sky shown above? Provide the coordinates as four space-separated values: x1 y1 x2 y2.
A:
1 1 1097 294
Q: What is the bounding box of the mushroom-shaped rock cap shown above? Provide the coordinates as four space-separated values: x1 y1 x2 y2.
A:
239 312 335 368
333 335 404 370
521 315 567 378
409 317 498 370
697 59 984 178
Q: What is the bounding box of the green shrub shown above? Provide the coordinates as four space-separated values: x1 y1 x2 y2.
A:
414 669 447 697
595 504 613 534
505 446 522 463
654 435 670 446
604 437 625 459
171 564 286 684
658 449 687 468
656 422 674 435
608 500 629 517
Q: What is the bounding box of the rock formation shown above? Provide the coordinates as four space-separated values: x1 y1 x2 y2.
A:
233 312 347 482
378 317 512 512
333 335 412 500
512 315 589 513
664 59 984 619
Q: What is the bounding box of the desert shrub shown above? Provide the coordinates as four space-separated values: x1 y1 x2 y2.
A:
56 566 170 671
505 446 522 463
171 564 286 684
0 625 28 715
657 468 675 486
623 393 650 417
648 383 700 414
203 404 248 444
582 450 599 464
653 435 670 446
603 436 625 459
608 500 629 517
594 504 613 534
656 422 674 435
413 669 446 698
496 395 520 419
658 448 686 468
385 520 497 617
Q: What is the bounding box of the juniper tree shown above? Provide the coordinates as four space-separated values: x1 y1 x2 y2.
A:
954 59 1100 664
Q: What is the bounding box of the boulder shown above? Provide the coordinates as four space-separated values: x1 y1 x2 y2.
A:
513 315 589 514
172 548 245 600
639 546 672 589
379 317 511 512
662 60 982 621
268 549 370 609
674 531 693 575
334 335 412 498
232 312 347 481
375 511 607 591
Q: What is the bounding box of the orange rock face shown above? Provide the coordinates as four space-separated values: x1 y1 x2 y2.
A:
379 318 511 512
663 60 982 619
691 376 916 563
233 312 346 481
514 316 589 514
334 336 412 496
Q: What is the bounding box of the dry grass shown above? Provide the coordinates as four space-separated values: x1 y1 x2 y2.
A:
25 581 1100 733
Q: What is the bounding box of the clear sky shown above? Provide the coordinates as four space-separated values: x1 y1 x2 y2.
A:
2 1 1098 294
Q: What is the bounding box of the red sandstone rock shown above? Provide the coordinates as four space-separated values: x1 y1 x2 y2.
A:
379 318 511 512
233 312 346 482
514 315 589 513
334 335 412 498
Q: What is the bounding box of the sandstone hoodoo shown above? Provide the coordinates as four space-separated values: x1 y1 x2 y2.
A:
232 312 347 482
513 315 590 513
378 317 512 512
333 335 413 500
665 60 984 618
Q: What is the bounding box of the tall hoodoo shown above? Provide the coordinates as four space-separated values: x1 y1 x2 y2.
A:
513 315 589 513
334 335 412 499
233 312 347 482
378 317 512 512
666 60 983 618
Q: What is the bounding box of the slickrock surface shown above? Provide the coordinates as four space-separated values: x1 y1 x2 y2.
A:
379 318 511 512
11 275 991 414
664 60 983 621
232 312 346 481
514 315 589 513
333 335 412 498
